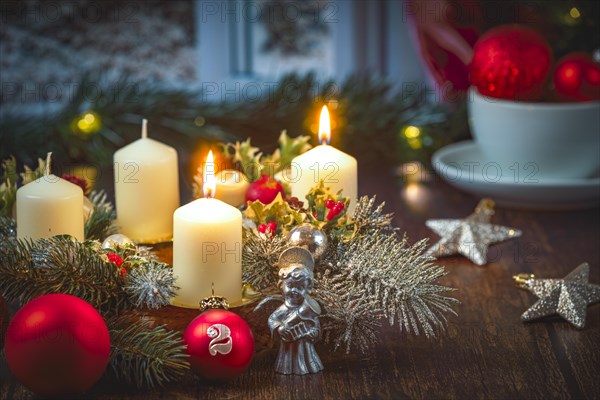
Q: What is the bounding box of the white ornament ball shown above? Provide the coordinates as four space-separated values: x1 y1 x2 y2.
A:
102 234 135 250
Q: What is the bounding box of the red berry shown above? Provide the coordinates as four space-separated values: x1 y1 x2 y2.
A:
266 221 277 235
61 174 89 195
325 199 335 209
107 253 123 267
120 268 127 276
333 201 345 212
258 224 267 233
326 210 336 221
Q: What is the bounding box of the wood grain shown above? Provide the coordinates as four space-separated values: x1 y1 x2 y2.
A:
1 168 599 400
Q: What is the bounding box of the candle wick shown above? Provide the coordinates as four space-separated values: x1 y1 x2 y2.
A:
319 133 329 145
45 152 52 176
211 282 215 296
141 118 148 139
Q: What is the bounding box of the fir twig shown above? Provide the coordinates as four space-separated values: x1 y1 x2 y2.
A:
107 315 190 388
350 195 396 236
314 272 383 354
0 236 128 312
242 229 288 290
338 234 458 337
85 190 117 241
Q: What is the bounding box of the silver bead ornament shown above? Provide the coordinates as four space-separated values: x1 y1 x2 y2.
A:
287 224 328 261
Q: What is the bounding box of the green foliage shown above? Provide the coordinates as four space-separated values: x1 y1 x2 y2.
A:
244 193 306 233
0 157 18 217
0 155 50 217
84 190 117 241
108 315 190 388
0 236 128 312
1 73 469 170
305 180 350 231
0 231 177 312
220 130 312 181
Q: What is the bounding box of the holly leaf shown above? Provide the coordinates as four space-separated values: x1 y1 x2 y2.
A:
305 180 352 236
244 193 306 233
21 157 46 185
0 157 18 217
220 138 263 181
276 130 312 171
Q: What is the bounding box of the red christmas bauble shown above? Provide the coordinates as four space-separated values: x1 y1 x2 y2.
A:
553 52 600 102
4 294 110 396
246 174 285 204
470 25 552 101
183 309 254 380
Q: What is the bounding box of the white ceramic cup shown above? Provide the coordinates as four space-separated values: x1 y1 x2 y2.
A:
468 87 600 179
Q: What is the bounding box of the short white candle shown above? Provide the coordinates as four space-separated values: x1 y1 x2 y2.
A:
213 169 249 208
16 152 84 241
172 151 242 308
290 106 358 209
114 119 179 243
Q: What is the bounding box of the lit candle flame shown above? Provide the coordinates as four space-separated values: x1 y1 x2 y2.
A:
203 150 216 198
319 105 331 145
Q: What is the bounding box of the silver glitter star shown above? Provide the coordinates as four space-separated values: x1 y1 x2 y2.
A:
515 263 600 328
426 199 521 265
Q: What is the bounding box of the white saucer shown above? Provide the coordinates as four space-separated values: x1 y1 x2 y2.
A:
431 141 600 210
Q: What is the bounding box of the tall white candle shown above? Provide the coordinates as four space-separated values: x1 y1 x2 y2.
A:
172 151 242 308
290 106 358 209
114 119 179 243
16 152 84 241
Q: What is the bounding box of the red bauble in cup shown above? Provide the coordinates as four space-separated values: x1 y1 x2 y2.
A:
470 25 552 101
183 308 254 380
554 52 600 102
4 294 110 396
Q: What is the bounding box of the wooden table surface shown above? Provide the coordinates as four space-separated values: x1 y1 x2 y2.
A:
1 167 599 399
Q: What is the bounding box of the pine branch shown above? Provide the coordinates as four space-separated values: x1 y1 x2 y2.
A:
0 216 16 239
338 234 458 337
85 190 117 241
314 272 383 354
242 229 288 290
0 236 129 312
350 195 396 237
0 238 44 304
107 315 190 388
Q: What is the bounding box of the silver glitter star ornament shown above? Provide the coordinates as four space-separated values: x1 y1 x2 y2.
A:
514 263 600 328
426 199 521 265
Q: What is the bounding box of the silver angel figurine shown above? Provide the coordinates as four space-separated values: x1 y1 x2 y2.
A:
268 247 324 375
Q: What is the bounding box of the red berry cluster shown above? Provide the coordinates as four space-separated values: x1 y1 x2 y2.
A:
107 253 127 276
325 199 345 221
258 221 277 237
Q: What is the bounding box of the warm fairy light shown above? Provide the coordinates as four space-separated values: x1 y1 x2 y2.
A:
569 7 580 19
203 150 216 198
403 125 423 150
319 105 331 145
403 125 421 139
75 111 101 135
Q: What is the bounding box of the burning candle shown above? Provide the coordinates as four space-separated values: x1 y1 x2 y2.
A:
290 106 358 209
172 151 242 308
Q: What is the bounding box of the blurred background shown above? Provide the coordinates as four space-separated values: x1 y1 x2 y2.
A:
1 0 598 189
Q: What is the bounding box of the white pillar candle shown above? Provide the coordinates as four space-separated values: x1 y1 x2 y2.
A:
172 151 242 308
290 106 358 209
16 152 84 241
114 119 179 244
213 169 249 208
